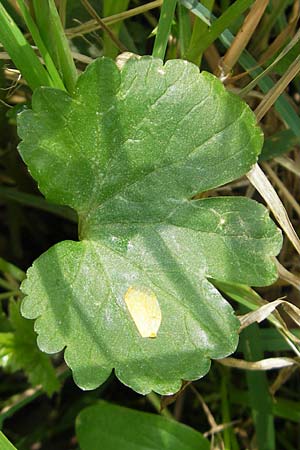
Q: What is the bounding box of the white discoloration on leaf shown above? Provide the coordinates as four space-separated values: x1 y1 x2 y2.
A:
124 286 162 338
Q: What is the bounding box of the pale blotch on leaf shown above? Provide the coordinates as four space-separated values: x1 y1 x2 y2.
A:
124 287 162 338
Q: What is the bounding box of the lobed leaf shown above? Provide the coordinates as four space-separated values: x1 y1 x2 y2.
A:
17 56 282 394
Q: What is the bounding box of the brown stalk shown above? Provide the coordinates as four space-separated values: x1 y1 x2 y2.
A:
216 0 268 78
259 8 299 64
255 54 300 121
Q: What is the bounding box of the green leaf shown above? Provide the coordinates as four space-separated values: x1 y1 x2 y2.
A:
76 401 210 450
0 301 59 395
17 56 282 394
0 432 17 450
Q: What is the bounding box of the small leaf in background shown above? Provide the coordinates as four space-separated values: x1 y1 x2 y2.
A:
76 401 210 450
17 56 282 394
0 301 59 396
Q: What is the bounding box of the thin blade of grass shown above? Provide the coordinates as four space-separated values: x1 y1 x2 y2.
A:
218 0 268 78
102 0 129 58
0 257 25 282
240 328 300 352
212 279 300 354
32 0 77 93
231 389 300 423
0 186 77 222
182 0 255 59
261 161 300 219
250 0 292 51
255 54 300 121
80 0 127 54
16 0 65 90
182 1 300 136
220 370 239 450
0 4 52 90
221 32 300 136
58 0 67 28
177 2 192 57
185 0 214 66
180 0 211 26
240 321 276 450
240 28 300 96
0 432 17 450
65 1 164 38
152 0 177 59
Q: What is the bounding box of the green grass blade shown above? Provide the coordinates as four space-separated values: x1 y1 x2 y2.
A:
177 3 192 57
180 0 211 26
240 28 300 96
0 257 25 282
152 0 178 59
185 0 214 65
221 31 300 137
250 0 290 51
241 321 276 450
182 0 254 57
241 328 300 352
181 0 300 136
230 389 300 423
103 0 130 58
0 4 53 90
32 0 77 92
220 369 239 450
16 0 65 90
0 432 17 450
0 186 77 222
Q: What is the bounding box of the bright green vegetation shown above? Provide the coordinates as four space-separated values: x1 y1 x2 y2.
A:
0 1 299 449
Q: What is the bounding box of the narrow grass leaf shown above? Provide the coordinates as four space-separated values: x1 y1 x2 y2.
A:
230 389 300 423
102 0 130 58
0 186 77 222
0 257 25 282
16 0 65 90
32 0 78 92
255 55 300 121
65 1 164 38
241 321 276 450
219 0 268 78
0 4 52 89
185 0 214 66
183 1 300 136
177 2 192 57
0 432 17 450
182 0 255 57
152 0 177 59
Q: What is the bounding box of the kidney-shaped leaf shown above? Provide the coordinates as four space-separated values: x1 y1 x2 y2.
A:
76 401 210 450
18 56 282 394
